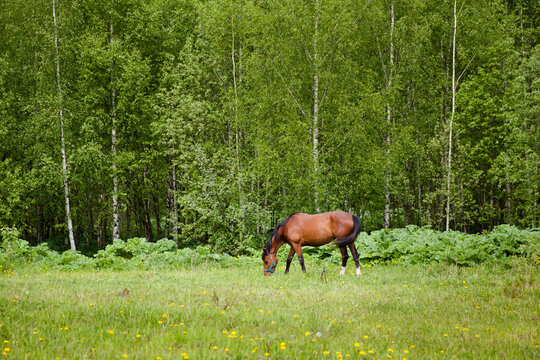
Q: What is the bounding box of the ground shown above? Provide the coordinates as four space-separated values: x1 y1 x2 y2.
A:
0 260 538 359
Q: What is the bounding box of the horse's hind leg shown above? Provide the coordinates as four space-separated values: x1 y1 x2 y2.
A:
291 244 306 273
339 246 349 275
285 247 295 274
348 243 362 276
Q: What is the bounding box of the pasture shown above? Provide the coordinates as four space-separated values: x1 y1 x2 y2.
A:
1 261 538 359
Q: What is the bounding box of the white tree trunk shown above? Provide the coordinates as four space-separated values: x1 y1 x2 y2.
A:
110 0 120 240
231 15 242 197
171 165 178 243
313 0 320 212
383 1 394 229
52 0 76 251
446 0 457 231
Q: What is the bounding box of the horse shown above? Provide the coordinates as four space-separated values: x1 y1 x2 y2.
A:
261 211 362 276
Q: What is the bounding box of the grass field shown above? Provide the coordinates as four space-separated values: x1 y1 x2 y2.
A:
1 260 538 359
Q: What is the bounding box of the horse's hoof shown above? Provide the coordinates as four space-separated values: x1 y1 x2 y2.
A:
356 269 362 276
340 266 346 275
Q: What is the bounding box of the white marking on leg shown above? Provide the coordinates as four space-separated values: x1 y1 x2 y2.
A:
356 268 362 276
340 266 346 275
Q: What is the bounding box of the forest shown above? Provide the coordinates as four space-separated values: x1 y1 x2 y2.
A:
0 0 538 254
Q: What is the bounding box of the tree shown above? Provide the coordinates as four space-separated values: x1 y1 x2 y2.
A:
52 0 76 250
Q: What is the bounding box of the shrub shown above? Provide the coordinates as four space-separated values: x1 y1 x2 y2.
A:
1 225 538 271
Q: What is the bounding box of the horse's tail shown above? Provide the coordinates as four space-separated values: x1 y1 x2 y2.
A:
336 214 361 247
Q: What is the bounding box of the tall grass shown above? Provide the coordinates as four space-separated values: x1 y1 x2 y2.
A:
1 260 538 359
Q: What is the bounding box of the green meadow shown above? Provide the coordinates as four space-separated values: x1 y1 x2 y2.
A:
1 261 538 360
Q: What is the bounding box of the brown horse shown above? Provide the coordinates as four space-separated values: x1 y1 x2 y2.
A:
262 211 362 276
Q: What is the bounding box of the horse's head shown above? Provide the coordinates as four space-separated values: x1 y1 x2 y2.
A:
262 247 277 276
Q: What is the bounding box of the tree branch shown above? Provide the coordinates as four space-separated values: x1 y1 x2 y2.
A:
456 53 476 86
270 59 309 120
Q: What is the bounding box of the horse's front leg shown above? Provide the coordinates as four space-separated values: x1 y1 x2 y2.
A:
285 247 295 274
339 246 349 275
292 244 306 272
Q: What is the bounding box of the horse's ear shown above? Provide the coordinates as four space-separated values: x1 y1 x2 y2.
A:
262 246 267 253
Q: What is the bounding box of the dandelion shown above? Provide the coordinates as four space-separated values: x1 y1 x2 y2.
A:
135 334 141 338
158 321 163 324
162 314 167 318
156 357 162 360
354 343 360 347
388 349 394 353
323 350 330 355
305 331 310 336
122 354 128 358
359 350 366 355
108 330 115 335
264 353 270 357
363 335 368 339
225 348 229 352
368 350 374 354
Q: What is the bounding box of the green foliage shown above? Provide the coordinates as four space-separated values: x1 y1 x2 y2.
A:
0 0 539 250
4 226 537 273
0 232 249 271
354 225 539 266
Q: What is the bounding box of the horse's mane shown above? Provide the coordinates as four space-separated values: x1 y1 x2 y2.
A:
262 212 300 260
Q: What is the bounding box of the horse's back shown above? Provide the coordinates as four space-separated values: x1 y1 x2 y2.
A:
284 211 353 246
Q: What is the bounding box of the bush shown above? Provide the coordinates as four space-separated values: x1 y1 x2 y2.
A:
354 225 539 266
1 225 538 271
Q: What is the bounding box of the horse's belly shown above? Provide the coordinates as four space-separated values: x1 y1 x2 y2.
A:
300 223 334 245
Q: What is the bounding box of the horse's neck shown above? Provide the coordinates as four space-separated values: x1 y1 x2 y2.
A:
270 238 285 255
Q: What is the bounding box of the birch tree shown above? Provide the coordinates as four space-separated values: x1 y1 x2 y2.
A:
52 0 76 251
313 0 321 212
110 0 120 240
384 1 395 229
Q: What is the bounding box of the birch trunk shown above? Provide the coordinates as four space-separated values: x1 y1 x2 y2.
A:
171 165 179 243
110 0 120 240
231 15 241 195
383 1 394 229
52 0 76 251
446 0 457 231
313 0 320 212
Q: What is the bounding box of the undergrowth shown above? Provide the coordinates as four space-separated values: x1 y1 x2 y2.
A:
1 225 539 272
